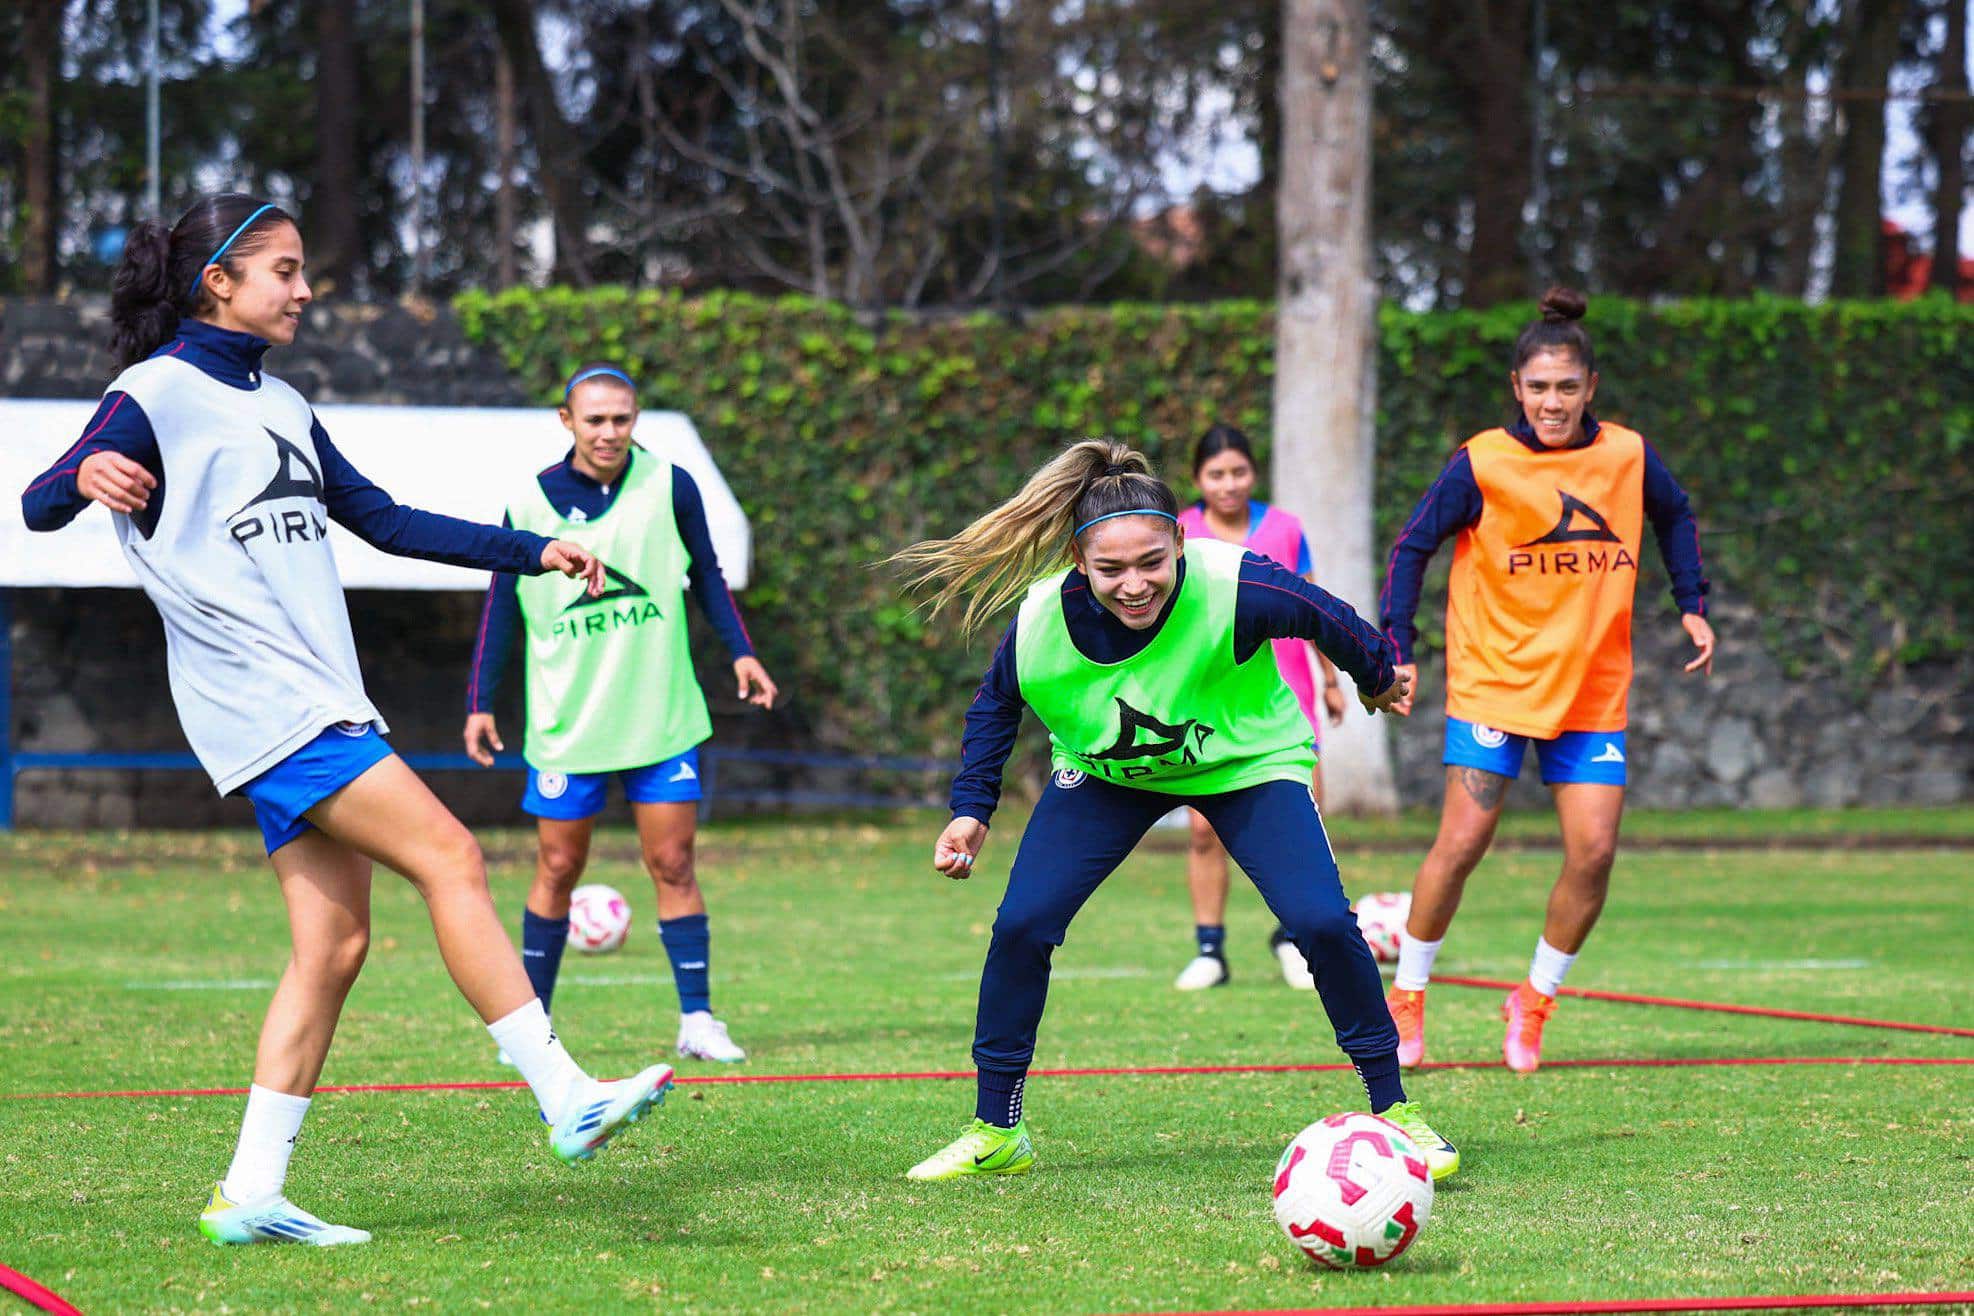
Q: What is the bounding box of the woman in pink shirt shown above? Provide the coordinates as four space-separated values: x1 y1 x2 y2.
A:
1173 425 1346 991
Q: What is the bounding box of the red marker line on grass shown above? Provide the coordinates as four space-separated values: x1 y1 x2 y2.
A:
1141 1291 1974 1316
7 1055 1969 1103
0 1262 84 1316
1434 975 1974 1039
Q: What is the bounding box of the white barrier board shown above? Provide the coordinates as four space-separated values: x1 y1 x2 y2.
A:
0 402 749 590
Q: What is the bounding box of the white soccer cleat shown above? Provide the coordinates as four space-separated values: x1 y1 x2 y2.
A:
197 1184 371 1247
549 1063 674 1165
1173 954 1229 991
1273 936 1317 991
677 1010 747 1063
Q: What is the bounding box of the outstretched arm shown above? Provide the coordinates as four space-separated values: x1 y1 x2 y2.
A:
312 415 553 574
22 393 165 535
1235 553 1401 708
947 620 1026 828
1377 448 1482 665
1642 442 1715 675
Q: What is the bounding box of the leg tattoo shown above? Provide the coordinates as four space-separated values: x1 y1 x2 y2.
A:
1457 767 1511 810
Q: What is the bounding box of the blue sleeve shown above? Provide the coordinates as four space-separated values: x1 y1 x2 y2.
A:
672 467 755 659
1378 448 1482 664
1641 442 1709 617
21 392 165 535
948 619 1026 826
466 515 524 715
1295 533 1313 576
1236 553 1397 697
312 415 550 574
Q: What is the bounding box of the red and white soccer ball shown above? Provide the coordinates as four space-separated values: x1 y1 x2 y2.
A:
1271 1112 1434 1269
1352 891 1412 963
568 884 632 954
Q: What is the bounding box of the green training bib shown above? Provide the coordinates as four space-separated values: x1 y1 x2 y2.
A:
1014 538 1316 795
509 449 712 773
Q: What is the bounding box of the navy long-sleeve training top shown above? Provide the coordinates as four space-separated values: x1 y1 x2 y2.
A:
465 451 755 714
21 318 550 575
947 552 1397 825
1377 415 1709 665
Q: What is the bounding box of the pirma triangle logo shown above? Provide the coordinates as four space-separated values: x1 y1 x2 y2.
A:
1088 698 1214 762
562 564 656 613
1516 490 1621 547
236 429 324 513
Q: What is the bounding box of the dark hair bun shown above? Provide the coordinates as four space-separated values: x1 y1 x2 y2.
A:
1538 285 1587 323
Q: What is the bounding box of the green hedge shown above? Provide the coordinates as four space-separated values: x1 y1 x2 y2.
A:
455 289 1974 754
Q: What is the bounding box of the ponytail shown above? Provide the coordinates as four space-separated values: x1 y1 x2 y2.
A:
889 439 1180 635
107 192 296 368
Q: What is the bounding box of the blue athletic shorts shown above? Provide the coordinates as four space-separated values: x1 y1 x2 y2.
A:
1442 716 1627 786
239 721 394 854
522 746 704 820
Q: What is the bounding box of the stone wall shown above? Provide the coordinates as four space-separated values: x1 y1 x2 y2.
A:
4 295 1967 828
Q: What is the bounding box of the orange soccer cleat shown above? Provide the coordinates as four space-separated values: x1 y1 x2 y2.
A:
1501 980 1557 1073
1386 985 1427 1069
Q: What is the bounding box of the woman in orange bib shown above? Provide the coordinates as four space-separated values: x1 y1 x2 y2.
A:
1376 287 1716 1073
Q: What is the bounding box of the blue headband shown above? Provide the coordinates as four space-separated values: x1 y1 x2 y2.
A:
1073 508 1178 539
188 203 277 300
563 366 637 400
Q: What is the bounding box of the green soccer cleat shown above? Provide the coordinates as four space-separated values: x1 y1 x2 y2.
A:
905 1118 1036 1181
1375 1100 1460 1181
197 1183 371 1247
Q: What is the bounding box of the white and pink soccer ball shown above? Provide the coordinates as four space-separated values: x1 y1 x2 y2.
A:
1272 1112 1434 1269
567 884 632 954
1351 891 1412 963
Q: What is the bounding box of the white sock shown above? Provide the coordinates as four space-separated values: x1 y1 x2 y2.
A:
1528 937 1577 998
487 998 589 1124
220 1084 312 1203
1394 930 1443 992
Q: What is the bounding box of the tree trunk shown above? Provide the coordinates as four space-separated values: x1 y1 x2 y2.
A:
1273 0 1396 815
1927 0 1967 296
1417 0 1529 306
1831 0 1908 297
487 0 593 285
22 0 60 294
313 0 361 294
495 43 519 290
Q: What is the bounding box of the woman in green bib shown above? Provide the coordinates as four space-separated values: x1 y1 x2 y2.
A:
889 440 1458 1182
465 364 776 1065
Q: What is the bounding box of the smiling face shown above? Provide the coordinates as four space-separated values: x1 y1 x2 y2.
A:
559 379 639 482
1074 516 1184 630
1511 347 1599 448
199 221 310 345
1195 448 1256 521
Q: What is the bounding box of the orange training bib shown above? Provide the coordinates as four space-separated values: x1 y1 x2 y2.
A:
1443 425 1646 738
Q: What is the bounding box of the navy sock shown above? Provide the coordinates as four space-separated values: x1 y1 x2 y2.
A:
1353 1052 1406 1113
1195 924 1226 959
520 909 570 1013
975 1067 1027 1129
658 913 712 1014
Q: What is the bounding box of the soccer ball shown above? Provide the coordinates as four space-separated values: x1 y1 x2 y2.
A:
1271 1112 1434 1269
568 884 632 954
1352 891 1411 963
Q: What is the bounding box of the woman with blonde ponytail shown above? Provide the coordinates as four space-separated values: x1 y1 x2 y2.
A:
891 440 1460 1184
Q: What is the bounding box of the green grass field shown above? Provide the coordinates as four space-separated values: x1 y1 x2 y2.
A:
2 811 1970 1314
